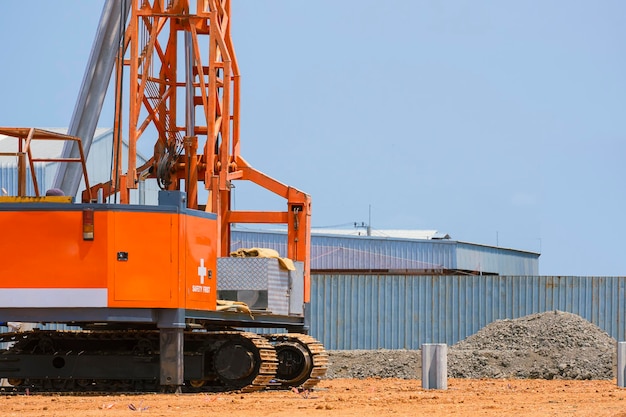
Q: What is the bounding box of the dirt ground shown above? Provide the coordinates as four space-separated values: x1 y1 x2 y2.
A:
3 378 626 417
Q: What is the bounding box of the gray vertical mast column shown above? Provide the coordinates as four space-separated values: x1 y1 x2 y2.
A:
53 0 131 197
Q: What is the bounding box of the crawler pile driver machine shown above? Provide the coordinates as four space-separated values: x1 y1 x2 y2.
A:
0 0 327 393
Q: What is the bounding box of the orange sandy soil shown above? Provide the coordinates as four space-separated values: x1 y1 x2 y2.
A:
3 378 626 417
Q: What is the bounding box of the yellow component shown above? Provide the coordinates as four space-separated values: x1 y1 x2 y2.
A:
229 247 296 271
0 196 73 203
216 299 254 318
7 378 23 387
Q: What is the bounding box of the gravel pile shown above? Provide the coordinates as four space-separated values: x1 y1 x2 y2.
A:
326 311 617 380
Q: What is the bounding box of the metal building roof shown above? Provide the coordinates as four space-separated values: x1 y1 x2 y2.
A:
231 228 540 276
311 228 451 239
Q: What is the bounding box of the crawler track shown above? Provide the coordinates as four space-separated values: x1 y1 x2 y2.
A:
0 330 327 394
0 330 277 393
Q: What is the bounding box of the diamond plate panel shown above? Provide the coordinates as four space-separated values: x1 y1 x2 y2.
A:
217 258 297 315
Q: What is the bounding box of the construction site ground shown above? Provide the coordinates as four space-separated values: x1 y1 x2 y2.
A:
4 311 624 416
3 378 626 417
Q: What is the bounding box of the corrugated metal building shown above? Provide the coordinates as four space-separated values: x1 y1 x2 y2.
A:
0 128 159 203
231 229 539 276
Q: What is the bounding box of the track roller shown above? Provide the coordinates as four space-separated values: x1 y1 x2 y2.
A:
197 331 278 393
264 333 328 389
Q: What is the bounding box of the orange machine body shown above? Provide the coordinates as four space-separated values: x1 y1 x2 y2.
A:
0 202 217 311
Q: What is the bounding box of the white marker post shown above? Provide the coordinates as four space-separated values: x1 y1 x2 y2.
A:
422 343 448 390
618 342 626 388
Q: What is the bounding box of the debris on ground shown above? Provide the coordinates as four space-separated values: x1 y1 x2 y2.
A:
326 311 616 380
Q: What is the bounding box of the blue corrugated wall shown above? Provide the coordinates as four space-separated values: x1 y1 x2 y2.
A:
309 275 626 350
0 164 47 196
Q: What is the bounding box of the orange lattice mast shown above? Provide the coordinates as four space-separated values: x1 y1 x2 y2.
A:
93 0 312 301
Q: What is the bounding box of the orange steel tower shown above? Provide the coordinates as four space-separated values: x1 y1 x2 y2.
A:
87 0 312 301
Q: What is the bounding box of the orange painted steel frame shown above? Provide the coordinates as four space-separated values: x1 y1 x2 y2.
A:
0 128 92 201
0 206 217 310
85 0 312 302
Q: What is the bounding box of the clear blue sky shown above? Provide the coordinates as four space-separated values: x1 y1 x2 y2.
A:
0 1 624 276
